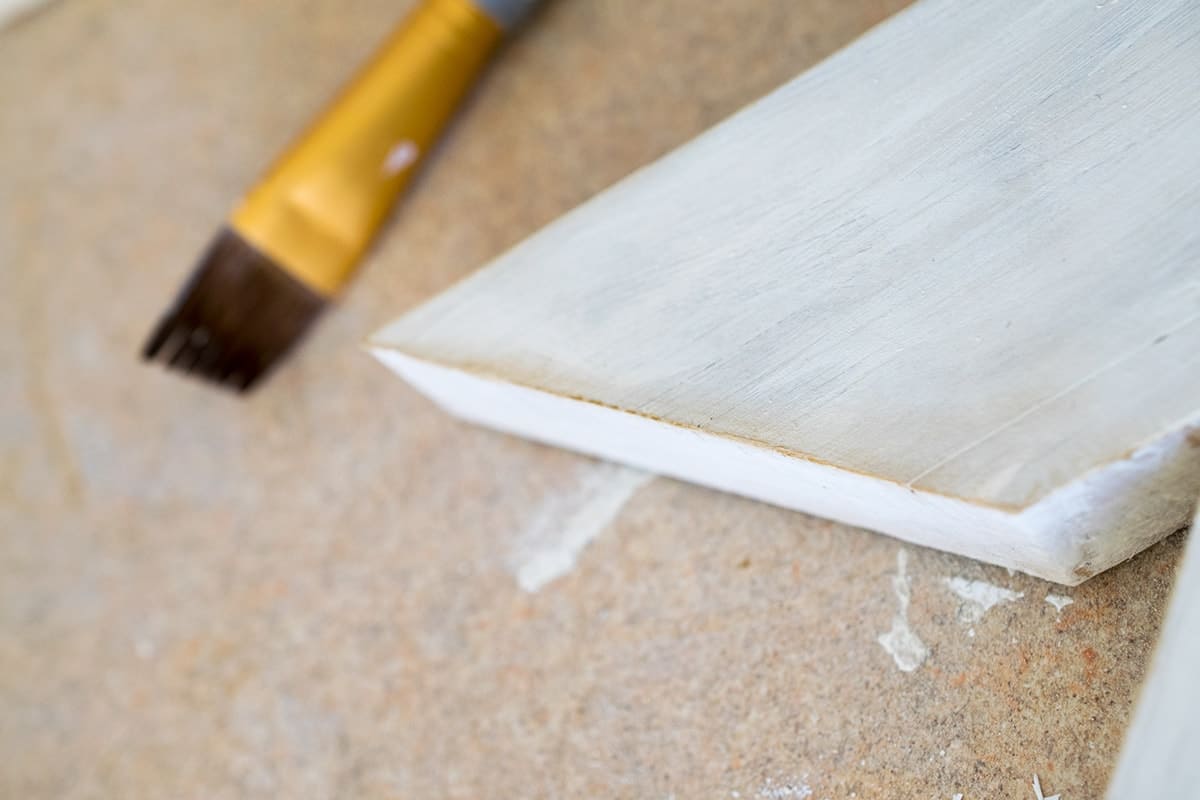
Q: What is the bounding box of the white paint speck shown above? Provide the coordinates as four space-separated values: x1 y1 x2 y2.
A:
133 636 156 660
509 463 651 592
945 576 1024 623
382 140 420 176
877 550 929 672
757 776 813 799
1032 773 1061 800
952 794 963 800
1045 593 1074 613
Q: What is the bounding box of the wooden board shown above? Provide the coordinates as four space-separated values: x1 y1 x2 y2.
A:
371 0 1200 584
1108 518 1199 798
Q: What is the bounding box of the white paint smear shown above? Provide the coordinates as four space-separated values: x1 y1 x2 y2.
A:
757 776 813 799
382 140 419 176
1032 773 1061 800
1045 593 1074 613
877 549 929 672
945 577 1024 623
510 463 651 593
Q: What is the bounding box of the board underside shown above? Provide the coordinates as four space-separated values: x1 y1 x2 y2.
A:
372 0 1200 584
1107 505 1200 796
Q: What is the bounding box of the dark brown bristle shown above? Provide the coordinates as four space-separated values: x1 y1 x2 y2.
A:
142 228 326 392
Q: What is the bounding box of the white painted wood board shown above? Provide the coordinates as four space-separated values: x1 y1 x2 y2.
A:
0 0 53 29
1108 520 1199 798
371 0 1200 584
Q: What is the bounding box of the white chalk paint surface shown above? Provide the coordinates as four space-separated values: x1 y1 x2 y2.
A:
509 463 651 592
877 550 929 672
372 0 1200 585
945 577 1024 624
1044 593 1074 613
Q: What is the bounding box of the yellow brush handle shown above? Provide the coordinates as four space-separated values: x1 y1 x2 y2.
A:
230 0 503 296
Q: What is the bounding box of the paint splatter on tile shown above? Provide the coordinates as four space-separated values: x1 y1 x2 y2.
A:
757 775 813 799
944 577 1023 623
1032 773 1061 800
509 463 651 593
877 550 929 672
1044 593 1074 613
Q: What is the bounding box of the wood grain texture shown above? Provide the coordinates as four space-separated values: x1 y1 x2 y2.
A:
373 0 1200 583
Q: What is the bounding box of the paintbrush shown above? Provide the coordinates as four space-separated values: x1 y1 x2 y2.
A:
143 0 540 391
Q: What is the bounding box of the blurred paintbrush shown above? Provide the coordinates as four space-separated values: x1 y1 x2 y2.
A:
143 0 539 391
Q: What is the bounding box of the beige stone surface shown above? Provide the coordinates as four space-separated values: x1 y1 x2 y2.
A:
0 0 1187 797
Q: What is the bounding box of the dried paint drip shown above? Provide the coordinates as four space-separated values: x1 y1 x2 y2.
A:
944 577 1023 624
509 463 651 593
877 549 929 672
1032 773 1061 800
1044 593 1074 613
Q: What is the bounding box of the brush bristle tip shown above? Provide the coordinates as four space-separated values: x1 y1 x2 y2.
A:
140 228 325 393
